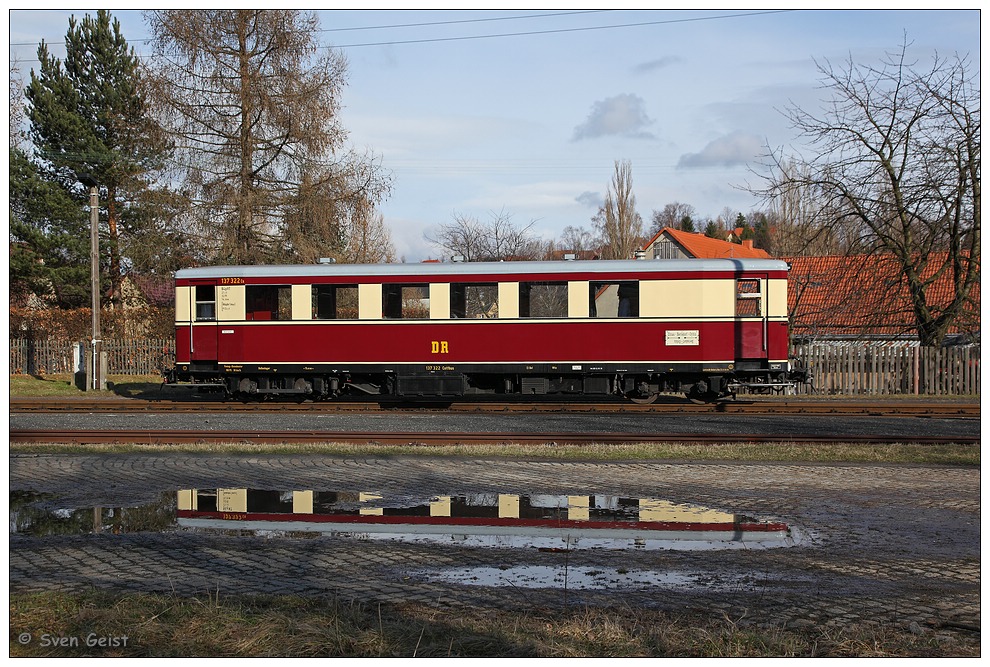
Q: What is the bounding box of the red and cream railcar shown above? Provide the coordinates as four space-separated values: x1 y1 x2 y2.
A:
167 259 799 401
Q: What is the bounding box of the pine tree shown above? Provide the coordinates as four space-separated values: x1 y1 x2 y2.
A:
24 10 169 306
704 220 723 239
9 147 90 307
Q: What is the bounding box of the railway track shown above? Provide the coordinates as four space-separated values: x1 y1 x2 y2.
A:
7 397 980 417
7 429 980 446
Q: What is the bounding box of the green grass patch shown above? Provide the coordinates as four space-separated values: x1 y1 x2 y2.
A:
9 374 86 397
9 374 166 398
9 590 977 658
7 441 979 465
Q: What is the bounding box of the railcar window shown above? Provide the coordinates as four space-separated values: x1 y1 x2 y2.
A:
383 284 430 319
736 279 762 317
450 283 498 318
194 285 216 321
246 285 293 321
246 490 294 513
589 281 639 318
312 284 359 320
520 282 568 318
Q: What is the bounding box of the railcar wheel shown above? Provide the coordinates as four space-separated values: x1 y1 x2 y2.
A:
686 381 719 404
627 393 659 404
236 377 259 403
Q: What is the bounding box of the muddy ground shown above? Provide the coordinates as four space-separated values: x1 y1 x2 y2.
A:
9 453 980 648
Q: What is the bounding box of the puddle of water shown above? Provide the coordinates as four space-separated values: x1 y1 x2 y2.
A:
175 520 799 551
176 488 796 549
416 565 767 591
11 488 798 551
10 491 175 537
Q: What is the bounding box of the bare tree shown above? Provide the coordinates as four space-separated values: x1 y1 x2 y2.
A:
593 159 644 260
757 41 979 345
279 156 393 264
9 60 26 150
426 209 545 261
715 207 740 236
338 207 396 264
649 202 696 236
761 161 866 256
146 10 390 265
556 224 598 255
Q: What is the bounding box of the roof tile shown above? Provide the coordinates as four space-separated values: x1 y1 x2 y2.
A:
643 227 771 259
785 253 980 338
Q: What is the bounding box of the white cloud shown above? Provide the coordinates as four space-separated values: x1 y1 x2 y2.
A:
385 214 441 263
572 94 657 141
676 131 763 169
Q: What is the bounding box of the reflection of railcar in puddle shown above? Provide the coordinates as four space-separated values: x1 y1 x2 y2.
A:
176 488 794 548
164 259 809 403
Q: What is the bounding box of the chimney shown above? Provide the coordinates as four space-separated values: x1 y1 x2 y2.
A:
742 240 754 250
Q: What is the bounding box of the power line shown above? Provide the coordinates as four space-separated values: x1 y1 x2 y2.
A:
332 10 795 49
315 10 614 34
10 10 796 62
8 10 613 47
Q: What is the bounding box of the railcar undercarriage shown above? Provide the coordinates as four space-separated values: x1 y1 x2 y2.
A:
165 363 809 404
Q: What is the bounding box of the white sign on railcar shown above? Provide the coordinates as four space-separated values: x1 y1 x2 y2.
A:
665 330 700 346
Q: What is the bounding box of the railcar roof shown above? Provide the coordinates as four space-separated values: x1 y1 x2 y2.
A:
175 258 788 280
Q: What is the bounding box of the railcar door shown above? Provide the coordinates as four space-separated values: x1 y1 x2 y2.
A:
189 280 218 362
735 275 768 359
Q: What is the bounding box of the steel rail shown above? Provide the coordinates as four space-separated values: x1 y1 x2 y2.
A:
8 429 979 446
7 398 980 417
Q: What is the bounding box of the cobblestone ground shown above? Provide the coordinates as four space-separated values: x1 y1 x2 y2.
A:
9 454 980 638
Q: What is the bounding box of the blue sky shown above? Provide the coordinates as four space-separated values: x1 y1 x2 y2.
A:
7 8 981 262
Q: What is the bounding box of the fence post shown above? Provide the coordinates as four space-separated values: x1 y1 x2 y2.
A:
26 338 36 376
73 341 86 390
911 347 921 396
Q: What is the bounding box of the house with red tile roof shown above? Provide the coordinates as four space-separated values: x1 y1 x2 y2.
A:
638 228 977 343
784 253 980 343
124 274 174 309
642 227 771 260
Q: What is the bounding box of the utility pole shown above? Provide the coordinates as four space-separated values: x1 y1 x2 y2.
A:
80 174 104 391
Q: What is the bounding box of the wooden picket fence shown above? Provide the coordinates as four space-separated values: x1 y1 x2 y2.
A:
791 343 980 396
8 338 981 395
9 339 174 376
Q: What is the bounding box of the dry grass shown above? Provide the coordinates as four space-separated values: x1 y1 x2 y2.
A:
9 590 977 658
7 439 979 466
